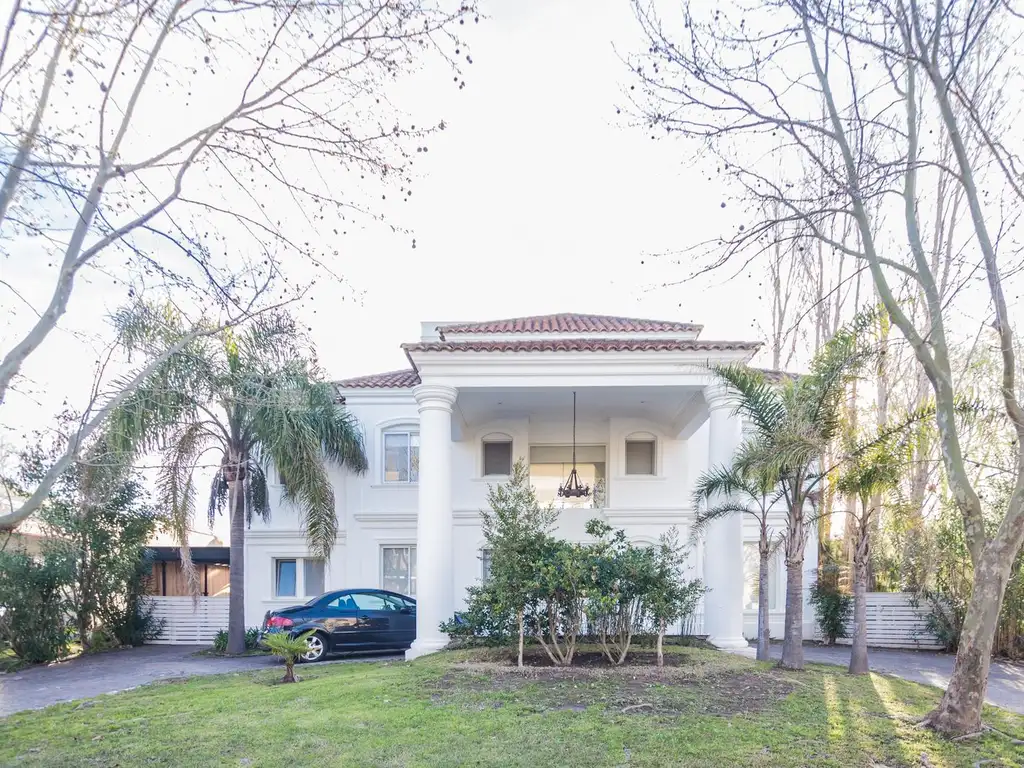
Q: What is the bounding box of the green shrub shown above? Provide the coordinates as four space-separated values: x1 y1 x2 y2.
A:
810 564 852 645
211 627 260 653
213 629 229 652
245 627 260 650
440 584 517 647
0 548 76 663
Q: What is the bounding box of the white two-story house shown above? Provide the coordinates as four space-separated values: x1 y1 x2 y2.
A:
244 313 816 658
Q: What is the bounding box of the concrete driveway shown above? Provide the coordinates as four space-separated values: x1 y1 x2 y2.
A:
0 644 400 718
756 644 1024 714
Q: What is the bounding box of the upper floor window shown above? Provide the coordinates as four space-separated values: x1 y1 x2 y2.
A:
482 436 513 476
625 435 656 475
384 431 419 483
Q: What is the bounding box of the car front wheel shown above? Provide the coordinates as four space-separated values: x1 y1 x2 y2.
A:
299 632 326 663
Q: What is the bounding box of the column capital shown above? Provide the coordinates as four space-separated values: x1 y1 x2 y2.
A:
413 383 458 412
703 383 735 413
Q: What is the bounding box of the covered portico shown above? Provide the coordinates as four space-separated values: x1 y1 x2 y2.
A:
401 326 760 659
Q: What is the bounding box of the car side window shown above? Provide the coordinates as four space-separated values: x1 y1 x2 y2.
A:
377 594 406 611
349 592 388 611
326 594 357 611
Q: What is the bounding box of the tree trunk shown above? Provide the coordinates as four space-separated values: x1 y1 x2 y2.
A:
282 659 295 684
780 558 804 669
757 539 770 662
656 619 665 667
927 538 1018 734
227 476 246 655
849 516 870 675
517 609 524 668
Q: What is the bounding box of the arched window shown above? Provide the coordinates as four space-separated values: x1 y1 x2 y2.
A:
481 432 513 477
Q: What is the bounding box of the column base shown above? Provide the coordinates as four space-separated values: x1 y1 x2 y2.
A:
707 635 752 651
405 637 449 660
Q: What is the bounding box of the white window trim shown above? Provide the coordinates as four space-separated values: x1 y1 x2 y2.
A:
380 544 417 596
613 429 666 481
480 432 514 479
272 555 326 600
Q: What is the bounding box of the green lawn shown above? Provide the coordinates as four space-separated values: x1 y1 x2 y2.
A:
1 646 1021 767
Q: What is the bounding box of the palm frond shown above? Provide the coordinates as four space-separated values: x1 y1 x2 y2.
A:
245 364 367 559
157 422 217 599
245 459 270 526
208 468 228 529
691 501 761 540
710 364 787 435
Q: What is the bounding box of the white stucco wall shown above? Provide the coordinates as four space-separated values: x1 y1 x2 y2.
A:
244 391 816 640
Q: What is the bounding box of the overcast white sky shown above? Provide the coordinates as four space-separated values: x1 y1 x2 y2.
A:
4 0 1018 540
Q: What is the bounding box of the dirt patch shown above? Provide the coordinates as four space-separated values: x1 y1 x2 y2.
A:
429 656 796 718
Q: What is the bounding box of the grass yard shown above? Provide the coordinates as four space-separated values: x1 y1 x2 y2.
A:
1 646 1021 767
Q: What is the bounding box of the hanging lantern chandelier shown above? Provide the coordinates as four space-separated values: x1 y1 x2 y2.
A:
558 391 590 499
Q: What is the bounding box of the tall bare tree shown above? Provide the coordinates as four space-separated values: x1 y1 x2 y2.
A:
630 0 1024 734
0 0 473 529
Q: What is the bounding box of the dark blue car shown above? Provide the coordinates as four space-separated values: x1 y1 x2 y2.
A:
260 589 416 662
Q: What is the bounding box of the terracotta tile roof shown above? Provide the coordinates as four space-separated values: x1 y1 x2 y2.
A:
437 313 702 337
336 368 421 389
403 339 761 354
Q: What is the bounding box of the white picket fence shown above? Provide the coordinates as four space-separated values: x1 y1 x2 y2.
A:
147 596 229 645
827 592 943 650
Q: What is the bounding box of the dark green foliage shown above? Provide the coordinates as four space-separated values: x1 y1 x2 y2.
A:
0 548 75 663
439 585 517 647
810 565 853 645
448 469 703 666
212 627 260 653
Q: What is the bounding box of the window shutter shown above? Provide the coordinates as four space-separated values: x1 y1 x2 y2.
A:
625 440 655 475
483 440 512 475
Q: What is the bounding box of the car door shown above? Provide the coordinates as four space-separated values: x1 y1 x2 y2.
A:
321 593 371 650
385 593 416 647
346 591 392 647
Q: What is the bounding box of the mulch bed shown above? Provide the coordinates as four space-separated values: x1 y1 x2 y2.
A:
431 650 796 717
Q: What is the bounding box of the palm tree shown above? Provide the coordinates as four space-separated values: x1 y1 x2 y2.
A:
711 317 870 669
837 440 904 675
692 463 784 661
107 309 367 654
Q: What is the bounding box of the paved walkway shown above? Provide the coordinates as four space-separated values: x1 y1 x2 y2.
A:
732 643 1024 714
0 644 400 718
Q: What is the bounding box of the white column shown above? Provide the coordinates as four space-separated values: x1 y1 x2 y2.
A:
406 383 458 660
701 384 748 650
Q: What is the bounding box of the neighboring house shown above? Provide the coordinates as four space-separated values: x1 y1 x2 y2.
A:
245 313 817 657
2 515 53 558
145 531 230 597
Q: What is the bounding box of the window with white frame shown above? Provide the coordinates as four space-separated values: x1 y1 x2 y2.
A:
274 557 325 598
624 435 656 475
381 546 417 595
482 436 513 476
480 549 492 582
742 542 779 611
383 430 419 483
